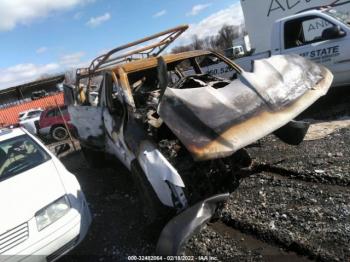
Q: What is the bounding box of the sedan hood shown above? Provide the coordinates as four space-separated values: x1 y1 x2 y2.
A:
0 160 66 234
158 55 333 161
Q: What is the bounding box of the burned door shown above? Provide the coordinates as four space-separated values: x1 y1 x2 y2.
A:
66 75 105 149
101 72 133 167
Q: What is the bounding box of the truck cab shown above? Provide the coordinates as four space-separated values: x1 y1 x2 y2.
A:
236 8 350 87
273 9 350 87
224 45 245 59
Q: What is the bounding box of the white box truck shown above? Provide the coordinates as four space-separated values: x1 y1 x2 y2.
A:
241 0 350 53
230 4 350 87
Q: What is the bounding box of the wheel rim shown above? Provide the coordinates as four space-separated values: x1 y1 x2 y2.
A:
52 127 68 141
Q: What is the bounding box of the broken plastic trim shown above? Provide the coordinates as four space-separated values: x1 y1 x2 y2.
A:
156 193 229 256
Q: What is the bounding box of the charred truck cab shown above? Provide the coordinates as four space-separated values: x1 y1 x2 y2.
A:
64 25 333 255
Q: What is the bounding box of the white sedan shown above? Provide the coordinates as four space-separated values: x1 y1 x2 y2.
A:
0 128 91 262
18 109 43 135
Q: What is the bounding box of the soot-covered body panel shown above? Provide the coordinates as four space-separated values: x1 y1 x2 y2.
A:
158 55 333 161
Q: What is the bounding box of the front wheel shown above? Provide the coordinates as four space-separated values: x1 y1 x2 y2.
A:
130 160 174 224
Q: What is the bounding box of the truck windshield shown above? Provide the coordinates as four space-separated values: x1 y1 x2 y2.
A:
0 135 51 181
326 9 350 27
168 54 237 84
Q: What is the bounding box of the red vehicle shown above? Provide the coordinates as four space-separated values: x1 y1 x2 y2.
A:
37 106 75 141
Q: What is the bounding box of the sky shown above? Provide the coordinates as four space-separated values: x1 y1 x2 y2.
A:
0 0 243 89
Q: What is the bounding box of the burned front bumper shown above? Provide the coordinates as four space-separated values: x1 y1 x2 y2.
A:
156 193 229 256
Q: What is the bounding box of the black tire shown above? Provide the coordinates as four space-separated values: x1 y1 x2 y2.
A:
51 125 69 141
130 160 174 224
81 146 107 168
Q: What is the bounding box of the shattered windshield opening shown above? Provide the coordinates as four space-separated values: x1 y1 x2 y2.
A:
196 55 237 80
0 135 51 181
128 54 237 93
128 54 237 110
169 55 237 84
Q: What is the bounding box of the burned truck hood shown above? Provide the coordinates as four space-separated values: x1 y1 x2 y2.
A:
158 54 333 161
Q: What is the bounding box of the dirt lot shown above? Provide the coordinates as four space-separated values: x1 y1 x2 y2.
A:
187 128 350 261
58 88 350 262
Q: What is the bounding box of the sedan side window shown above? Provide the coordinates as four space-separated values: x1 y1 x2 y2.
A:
46 109 57 117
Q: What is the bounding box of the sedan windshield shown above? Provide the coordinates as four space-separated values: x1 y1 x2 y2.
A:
0 135 51 181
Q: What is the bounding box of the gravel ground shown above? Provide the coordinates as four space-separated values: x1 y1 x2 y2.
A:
58 153 162 261
186 222 311 262
221 172 350 261
247 129 350 186
186 128 350 262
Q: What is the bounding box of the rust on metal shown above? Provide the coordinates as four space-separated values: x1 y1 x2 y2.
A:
76 25 189 87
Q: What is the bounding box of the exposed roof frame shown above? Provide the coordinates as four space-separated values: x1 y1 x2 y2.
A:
76 25 189 82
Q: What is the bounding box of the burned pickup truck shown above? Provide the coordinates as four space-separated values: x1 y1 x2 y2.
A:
64 25 333 253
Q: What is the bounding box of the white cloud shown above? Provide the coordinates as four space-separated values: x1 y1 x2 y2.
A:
153 9 167 18
60 52 85 67
179 3 243 44
0 0 91 31
86 12 111 27
0 4 244 89
36 46 48 54
187 3 212 16
0 51 89 89
0 63 60 88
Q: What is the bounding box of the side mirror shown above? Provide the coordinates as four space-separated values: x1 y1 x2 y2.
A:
54 143 71 157
322 25 346 40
